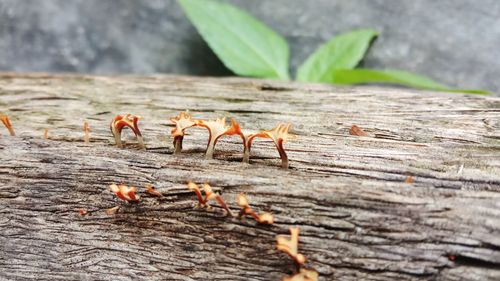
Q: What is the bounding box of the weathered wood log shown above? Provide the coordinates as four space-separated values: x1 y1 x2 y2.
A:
0 73 499 281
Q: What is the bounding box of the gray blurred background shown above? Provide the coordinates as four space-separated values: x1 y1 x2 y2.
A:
0 0 499 93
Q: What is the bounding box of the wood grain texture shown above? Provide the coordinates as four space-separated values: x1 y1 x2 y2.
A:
0 73 499 281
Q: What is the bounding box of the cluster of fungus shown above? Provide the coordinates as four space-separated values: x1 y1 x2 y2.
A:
109 111 293 168
186 182 317 279
4 112 292 168
3 111 315 279
106 183 163 214
1 114 93 145
187 182 233 216
105 181 317 280
170 111 293 168
187 182 274 225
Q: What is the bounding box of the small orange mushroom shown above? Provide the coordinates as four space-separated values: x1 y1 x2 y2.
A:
109 184 139 202
106 206 120 215
197 117 240 159
110 114 145 149
43 128 49 139
0 115 15 136
277 227 306 267
349 124 369 137
282 268 318 281
83 121 90 143
145 184 163 197
187 182 232 216
249 123 292 168
405 175 414 183
79 208 88 216
170 111 198 154
229 119 263 163
237 193 273 224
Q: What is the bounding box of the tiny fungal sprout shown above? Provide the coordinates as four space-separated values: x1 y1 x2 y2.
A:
109 184 139 202
106 206 120 215
237 193 274 225
170 111 198 154
79 208 88 216
43 128 49 139
349 124 369 137
187 182 232 216
83 121 90 143
251 123 292 168
107 184 140 215
197 117 240 159
145 184 163 197
277 227 306 267
0 115 15 136
110 114 145 149
187 181 205 207
282 269 318 281
405 175 414 183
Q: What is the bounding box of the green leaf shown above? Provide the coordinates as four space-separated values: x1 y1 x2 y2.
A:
328 69 490 94
296 29 378 82
177 0 290 80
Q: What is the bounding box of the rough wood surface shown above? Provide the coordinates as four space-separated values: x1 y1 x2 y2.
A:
0 73 499 281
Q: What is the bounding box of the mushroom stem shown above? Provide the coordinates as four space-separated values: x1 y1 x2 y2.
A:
213 195 233 216
7 126 15 136
277 139 289 169
1 115 15 136
170 111 198 154
239 207 260 221
111 126 123 148
169 111 198 154
205 137 217 159
137 135 146 150
242 146 251 163
173 136 183 154
83 121 90 143
241 136 252 163
187 182 206 207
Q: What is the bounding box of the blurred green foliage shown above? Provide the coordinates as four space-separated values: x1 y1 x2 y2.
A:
178 0 488 94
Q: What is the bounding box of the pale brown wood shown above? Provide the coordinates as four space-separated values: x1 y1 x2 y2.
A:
0 73 499 281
